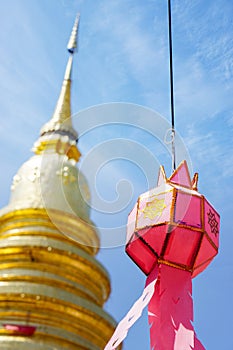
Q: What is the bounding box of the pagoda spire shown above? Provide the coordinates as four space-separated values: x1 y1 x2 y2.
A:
40 14 80 140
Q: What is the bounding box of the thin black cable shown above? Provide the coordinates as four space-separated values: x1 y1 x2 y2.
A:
168 0 176 171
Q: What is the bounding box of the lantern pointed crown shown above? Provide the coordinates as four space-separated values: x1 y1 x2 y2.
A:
157 161 197 190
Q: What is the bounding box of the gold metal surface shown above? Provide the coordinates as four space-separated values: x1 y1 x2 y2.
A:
67 13 80 53
40 66 77 138
39 15 81 147
0 335 97 350
0 324 100 350
0 209 99 253
40 15 80 139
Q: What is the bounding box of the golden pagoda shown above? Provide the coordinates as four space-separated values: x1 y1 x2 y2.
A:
0 15 116 350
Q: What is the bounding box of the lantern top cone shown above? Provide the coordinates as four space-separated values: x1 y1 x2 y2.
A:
126 160 220 277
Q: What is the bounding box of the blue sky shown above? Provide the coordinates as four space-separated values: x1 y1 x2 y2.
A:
0 0 232 349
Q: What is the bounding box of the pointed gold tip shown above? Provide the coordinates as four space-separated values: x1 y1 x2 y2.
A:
192 173 199 191
40 14 80 141
67 13 80 54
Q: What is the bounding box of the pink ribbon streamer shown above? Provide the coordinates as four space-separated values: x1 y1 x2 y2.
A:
104 271 157 350
148 264 205 350
104 265 205 350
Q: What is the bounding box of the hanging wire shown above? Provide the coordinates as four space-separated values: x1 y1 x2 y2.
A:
168 0 176 171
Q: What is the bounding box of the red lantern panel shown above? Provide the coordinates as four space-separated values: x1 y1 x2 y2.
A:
192 258 214 278
163 226 202 268
140 225 168 257
126 232 157 275
193 234 218 271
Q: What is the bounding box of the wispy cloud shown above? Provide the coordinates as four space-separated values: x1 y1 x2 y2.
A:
174 0 233 81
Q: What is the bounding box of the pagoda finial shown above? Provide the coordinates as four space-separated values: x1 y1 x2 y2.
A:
40 14 80 140
67 13 80 54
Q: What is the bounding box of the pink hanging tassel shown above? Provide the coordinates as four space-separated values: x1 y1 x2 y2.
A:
104 273 157 350
147 264 205 350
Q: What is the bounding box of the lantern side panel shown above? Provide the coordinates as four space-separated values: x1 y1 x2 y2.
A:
174 192 201 228
192 258 213 278
163 226 202 268
204 200 220 248
126 232 157 275
194 234 218 269
126 203 138 243
136 190 173 230
141 224 168 257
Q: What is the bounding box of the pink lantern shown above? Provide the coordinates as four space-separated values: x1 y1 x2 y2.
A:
124 160 220 349
126 160 219 277
105 161 219 350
